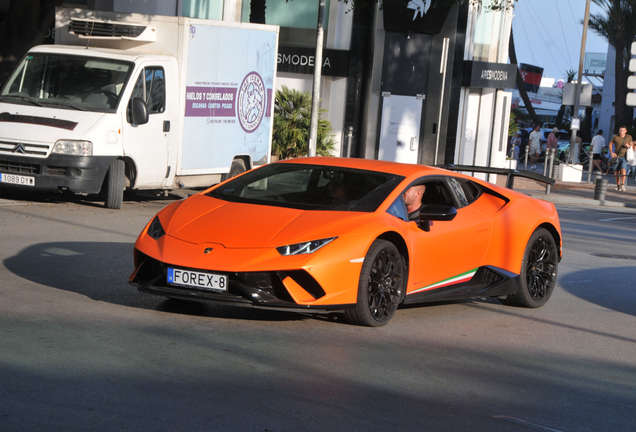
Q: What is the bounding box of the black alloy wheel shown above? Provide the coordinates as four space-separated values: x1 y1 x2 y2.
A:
505 228 558 308
345 239 405 327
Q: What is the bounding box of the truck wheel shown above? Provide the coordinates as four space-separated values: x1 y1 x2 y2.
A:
105 159 125 209
228 159 246 178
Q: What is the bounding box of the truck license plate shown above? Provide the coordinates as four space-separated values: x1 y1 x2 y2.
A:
0 173 35 187
167 267 227 291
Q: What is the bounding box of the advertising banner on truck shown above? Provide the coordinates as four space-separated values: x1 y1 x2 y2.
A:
181 24 277 173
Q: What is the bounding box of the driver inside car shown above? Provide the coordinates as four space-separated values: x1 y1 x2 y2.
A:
403 184 426 221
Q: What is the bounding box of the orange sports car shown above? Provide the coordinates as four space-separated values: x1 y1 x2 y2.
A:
130 157 562 326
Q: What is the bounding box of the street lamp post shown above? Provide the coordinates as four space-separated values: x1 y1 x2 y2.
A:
569 0 591 163
308 0 326 158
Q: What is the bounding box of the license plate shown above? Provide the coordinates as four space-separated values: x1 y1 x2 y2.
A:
0 173 35 187
167 267 227 292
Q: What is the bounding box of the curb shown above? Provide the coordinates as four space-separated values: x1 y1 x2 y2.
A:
528 193 636 208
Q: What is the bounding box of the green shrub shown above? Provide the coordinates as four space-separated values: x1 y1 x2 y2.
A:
272 85 336 160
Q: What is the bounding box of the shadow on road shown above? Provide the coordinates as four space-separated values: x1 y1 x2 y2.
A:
559 265 636 317
3 241 307 323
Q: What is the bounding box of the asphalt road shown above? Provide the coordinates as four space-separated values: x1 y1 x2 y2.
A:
1 191 635 432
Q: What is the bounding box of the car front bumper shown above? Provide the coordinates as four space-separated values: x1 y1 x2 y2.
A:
129 249 355 312
0 154 116 194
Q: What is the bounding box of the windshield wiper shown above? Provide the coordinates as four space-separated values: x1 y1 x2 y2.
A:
0 94 44 107
40 101 88 111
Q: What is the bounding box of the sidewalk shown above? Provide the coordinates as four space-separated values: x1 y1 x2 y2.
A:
513 161 636 209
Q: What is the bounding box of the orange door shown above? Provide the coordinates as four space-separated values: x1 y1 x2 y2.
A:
406 205 492 294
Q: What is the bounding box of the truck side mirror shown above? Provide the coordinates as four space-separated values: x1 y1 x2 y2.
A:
418 205 457 232
130 97 149 125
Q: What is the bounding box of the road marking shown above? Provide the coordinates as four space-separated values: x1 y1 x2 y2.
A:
560 279 594 284
492 415 565 432
599 216 636 222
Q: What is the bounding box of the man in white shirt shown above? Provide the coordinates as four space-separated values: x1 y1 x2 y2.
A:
590 129 605 173
528 124 542 170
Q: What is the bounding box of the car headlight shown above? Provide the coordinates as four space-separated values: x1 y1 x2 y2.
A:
52 140 93 156
147 216 166 240
276 237 336 256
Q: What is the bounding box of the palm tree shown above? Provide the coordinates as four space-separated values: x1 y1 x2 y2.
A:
509 27 539 125
588 0 636 131
272 86 336 160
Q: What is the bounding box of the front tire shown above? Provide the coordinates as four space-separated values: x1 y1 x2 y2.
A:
345 240 405 327
504 228 558 308
104 159 125 209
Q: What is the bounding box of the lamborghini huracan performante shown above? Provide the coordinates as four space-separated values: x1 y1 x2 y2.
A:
130 157 562 327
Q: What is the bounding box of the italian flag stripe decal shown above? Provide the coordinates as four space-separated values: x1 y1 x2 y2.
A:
410 269 478 294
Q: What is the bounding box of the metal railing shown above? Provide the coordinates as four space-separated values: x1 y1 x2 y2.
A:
439 164 555 190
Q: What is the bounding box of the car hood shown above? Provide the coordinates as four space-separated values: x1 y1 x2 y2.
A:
164 194 365 248
0 103 106 144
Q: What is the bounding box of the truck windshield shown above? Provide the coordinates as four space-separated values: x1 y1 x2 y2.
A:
0 53 133 113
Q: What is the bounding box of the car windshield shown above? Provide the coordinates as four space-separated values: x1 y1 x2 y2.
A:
208 163 405 212
0 53 133 113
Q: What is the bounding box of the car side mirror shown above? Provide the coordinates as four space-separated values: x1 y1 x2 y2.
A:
418 205 457 232
130 97 149 125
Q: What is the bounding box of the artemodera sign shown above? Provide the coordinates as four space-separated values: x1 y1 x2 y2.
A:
462 61 517 89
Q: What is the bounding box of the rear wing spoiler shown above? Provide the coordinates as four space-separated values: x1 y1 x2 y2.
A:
439 165 555 190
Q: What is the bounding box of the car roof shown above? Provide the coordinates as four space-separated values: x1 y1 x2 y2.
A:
275 157 447 178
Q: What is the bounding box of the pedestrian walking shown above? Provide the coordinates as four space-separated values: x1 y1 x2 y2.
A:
569 132 582 164
528 124 541 170
609 126 632 191
511 131 521 160
626 140 636 180
590 129 605 173
546 127 559 152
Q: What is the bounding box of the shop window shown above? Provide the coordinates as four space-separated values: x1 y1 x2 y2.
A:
472 0 508 63
240 0 330 31
181 0 223 20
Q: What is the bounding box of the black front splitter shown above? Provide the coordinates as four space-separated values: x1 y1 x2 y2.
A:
134 283 354 314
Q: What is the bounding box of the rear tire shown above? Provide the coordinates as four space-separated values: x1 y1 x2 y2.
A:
504 228 558 308
345 240 405 327
104 159 125 209
228 159 246 178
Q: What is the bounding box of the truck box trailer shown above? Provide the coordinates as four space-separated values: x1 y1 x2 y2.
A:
0 8 279 208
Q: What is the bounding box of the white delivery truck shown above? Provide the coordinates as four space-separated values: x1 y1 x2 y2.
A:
0 8 278 208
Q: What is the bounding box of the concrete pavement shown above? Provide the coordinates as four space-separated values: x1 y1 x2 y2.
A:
514 163 636 208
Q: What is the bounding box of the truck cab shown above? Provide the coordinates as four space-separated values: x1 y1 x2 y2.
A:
0 45 178 208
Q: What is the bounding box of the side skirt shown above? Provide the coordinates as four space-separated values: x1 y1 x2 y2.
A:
403 266 520 305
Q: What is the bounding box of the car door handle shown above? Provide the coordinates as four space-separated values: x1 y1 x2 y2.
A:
163 121 170 132
476 222 490 233
410 137 416 151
